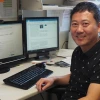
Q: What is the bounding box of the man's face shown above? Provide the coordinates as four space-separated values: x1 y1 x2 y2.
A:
70 11 100 51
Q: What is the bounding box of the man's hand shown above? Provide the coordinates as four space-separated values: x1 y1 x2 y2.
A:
36 77 55 92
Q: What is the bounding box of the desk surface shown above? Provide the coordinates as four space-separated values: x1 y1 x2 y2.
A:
0 57 70 100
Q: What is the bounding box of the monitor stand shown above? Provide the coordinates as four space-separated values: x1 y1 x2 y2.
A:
0 63 11 74
0 67 10 74
34 52 50 60
0 61 24 74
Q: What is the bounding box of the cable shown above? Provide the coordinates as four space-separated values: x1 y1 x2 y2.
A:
40 93 45 100
61 41 68 49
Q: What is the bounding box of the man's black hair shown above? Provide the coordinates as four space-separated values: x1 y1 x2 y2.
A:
70 2 100 23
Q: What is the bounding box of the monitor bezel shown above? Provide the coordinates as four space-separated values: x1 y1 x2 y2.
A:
24 17 59 56
0 21 26 67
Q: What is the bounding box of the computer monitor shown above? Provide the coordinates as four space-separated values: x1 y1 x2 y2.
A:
0 21 26 73
24 17 59 60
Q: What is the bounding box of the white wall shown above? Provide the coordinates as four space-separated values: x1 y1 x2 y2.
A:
68 32 77 49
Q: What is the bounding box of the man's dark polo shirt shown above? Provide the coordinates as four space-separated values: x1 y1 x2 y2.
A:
62 41 100 100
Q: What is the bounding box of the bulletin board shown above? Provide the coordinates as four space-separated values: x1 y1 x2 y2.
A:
0 0 17 21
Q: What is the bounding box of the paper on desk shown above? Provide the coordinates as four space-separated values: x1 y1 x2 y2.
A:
56 49 74 57
62 57 71 64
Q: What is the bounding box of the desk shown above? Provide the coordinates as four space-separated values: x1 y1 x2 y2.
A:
0 57 70 100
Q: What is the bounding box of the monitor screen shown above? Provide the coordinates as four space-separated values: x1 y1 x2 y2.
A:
0 21 26 73
24 17 59 59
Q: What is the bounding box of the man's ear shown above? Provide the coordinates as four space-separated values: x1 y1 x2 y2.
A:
98 22 100 33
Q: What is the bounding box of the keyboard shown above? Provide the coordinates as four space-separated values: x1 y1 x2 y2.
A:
3 63 53 90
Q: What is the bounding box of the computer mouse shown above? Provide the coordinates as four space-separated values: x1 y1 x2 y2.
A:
55 61 70 67
36 62 46 68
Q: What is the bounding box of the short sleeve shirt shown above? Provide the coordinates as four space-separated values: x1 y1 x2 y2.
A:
62 40 100 100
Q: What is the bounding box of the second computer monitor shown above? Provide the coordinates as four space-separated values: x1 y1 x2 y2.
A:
24 17 59 59
0 21 26 73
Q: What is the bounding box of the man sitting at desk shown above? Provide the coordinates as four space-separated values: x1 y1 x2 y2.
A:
36 2 100 100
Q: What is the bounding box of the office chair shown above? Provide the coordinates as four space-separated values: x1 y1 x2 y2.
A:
46 85 68 100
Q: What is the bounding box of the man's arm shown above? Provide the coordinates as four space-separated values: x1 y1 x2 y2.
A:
78 83 100 100
54 74 71 85
36 74 71 92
